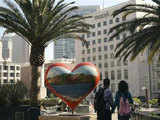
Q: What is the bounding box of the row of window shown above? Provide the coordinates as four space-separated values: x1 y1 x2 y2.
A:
82 33 126 46
82 54 116 61
92 17 126 29
1 79 18 83
0 73 20 77
82 45 114 54
104 69 128 80
0 66 20 70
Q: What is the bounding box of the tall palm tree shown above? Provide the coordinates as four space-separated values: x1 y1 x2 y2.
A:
109 0 160 63
0 0 91 106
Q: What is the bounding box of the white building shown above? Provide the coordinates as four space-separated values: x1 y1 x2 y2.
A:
75 0 159 97
54 6 100 59
0 62 21 84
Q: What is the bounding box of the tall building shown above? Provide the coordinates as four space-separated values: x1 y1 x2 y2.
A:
54 6 100 59
3 34 30 64
75 0 159 97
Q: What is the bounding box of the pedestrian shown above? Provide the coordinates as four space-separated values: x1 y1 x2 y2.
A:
112 80 133 120
94 78 113 120
104 78 113 120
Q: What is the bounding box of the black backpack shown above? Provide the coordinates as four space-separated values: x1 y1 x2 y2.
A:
94 87 106 111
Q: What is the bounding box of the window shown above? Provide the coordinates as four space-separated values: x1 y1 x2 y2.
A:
3 79 8 83
103 29 107 34
124 60 128 65
92 48 96 52
92 40 96 45
97 22 101 27
105 71 108 77
10 66 15 70
111 61 115 67
104 46 108 51
99 55 102 60
117 61 121 66
109 19 113 24
87 41 90 46
103 21 107 26
98 47 101 52
87 49 90 54
104 63 108 68
82 34 85 39
110 53 114 59
124 70 128 79
87 57 91 61
82 58 85 62
104 38 107 42
122 16 126 21
10 80 15 83
123 33 126 39
110 45 114 50
98 63 102 68
10 73 15 77
92 24 95 28
116 35 120 40
16 73 20 77
97 31 101 35
4 66 8 70
117 70 121 80
87 33 90 38
104 54 108 59
92 32 95 37
98 39 101 44
93 56 96 61
82 42 85 47
82 50 85 54
16 66 20 70
0 66 1 70
3 73 7 77
111 71 115 80
115 17 120 22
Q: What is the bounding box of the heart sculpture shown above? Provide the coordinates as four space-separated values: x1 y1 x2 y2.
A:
45 62 100 111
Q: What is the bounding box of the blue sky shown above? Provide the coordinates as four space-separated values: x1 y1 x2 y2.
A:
0 0 153 60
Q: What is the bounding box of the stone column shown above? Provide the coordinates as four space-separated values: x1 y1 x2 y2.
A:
40 63 47 99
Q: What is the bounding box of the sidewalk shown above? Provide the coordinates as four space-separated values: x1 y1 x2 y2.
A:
90 113 118 120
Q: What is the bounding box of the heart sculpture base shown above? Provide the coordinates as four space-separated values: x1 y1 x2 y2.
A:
45 62 100 111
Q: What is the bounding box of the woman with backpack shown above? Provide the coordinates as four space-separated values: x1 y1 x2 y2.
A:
112 80 133 120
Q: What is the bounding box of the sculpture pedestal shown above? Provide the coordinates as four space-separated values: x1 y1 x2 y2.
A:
39 113 94 120
40 87 47 99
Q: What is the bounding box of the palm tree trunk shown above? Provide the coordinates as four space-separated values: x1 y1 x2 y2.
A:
29 46 45 106
30 65 41 106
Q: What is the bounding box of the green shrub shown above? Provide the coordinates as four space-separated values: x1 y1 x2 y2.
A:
0 81 28 106
133 97 142 105
149 99 158 105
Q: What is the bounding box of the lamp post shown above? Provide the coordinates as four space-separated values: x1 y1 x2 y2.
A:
142 86 149 107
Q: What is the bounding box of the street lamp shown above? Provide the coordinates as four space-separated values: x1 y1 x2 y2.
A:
142 86 149 107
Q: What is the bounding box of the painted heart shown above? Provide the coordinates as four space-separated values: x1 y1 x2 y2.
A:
45 62 100 111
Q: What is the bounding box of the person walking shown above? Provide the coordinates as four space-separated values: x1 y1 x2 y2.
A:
112 80 133 120
94 78 113 120
104 78 113 120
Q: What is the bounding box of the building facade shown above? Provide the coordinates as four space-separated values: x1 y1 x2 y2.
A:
54 6 100 59
0 62 21 84
75 0 158 97
3 34 30 64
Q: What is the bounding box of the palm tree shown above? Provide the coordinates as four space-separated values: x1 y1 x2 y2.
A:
109 0 160 63
0 0 91 106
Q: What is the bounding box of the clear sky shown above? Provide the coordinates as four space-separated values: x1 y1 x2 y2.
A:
0 0 153 60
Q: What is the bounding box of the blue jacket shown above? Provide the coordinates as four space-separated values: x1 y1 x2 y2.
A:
112 91 133 112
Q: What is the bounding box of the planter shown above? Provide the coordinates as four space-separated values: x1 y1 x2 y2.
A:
0 105 40 120
132 112 160 120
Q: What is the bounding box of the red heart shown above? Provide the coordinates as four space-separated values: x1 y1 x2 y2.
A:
45 62 100 111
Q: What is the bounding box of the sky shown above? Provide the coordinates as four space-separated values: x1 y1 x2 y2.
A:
0 0 153 60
